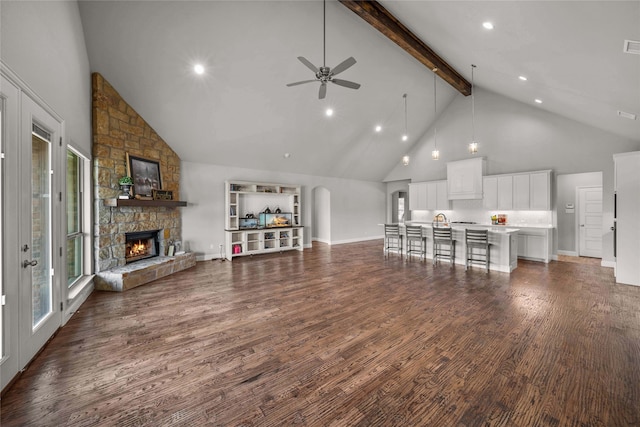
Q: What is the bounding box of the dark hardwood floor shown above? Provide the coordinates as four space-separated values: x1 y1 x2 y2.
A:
2 240 639 426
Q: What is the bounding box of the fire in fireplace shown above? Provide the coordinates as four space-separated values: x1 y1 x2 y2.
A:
125 230 160 264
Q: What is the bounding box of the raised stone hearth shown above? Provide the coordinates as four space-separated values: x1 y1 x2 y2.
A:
95 252 196 292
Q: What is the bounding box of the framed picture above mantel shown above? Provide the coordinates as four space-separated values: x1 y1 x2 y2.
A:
126 153 162 197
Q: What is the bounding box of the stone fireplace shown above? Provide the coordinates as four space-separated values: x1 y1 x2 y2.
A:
92 73 195 291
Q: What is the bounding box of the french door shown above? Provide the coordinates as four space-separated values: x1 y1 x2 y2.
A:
19 95 62 368
1 74 62 391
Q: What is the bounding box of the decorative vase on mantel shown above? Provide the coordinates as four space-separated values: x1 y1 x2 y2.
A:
118 176 133 199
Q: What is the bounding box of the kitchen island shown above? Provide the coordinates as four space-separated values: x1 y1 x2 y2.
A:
387 222 519 273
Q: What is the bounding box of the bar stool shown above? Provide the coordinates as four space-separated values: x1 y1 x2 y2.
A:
465 229 490 272
405 225 426 262
384 224 403 259
432 227 455 266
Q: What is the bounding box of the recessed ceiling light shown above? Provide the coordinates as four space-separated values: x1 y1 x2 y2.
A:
375 125 382 132
325 108 334 117
534 99 543 104
283 152 291 159
519 76 528 81
483 22 494 30
402 134 408 142
194 64 205 75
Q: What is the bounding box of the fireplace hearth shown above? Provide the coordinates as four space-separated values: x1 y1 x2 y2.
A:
125 230 160 264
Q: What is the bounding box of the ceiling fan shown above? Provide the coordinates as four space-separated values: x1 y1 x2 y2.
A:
286 0 361 99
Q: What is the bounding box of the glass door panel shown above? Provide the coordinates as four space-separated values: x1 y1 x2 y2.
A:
31 130 52 329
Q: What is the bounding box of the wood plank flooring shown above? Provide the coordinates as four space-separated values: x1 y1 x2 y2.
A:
2 240 639 426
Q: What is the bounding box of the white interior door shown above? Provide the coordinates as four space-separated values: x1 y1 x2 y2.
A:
578 186 603 258
18 95 62 368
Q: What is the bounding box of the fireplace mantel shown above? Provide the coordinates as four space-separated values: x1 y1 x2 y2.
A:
104 199 187 208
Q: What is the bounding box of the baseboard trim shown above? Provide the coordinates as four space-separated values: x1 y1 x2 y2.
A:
601 260 615 268
557 250 578 257
331 235 384 246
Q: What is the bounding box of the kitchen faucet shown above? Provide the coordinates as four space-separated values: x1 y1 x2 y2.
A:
433 212 448 227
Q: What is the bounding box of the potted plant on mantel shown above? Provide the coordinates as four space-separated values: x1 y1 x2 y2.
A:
118 176 133 199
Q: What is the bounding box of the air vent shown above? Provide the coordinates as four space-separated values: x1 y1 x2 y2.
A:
623 40 640 55
618 110 637 121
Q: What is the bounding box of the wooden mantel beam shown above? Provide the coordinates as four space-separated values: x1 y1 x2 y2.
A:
338 0 472 96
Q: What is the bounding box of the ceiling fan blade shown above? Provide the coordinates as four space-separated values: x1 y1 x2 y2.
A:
286 79 317 87
331 79 361 90
319 82 327 99
297 56 319 73
330 57 356 76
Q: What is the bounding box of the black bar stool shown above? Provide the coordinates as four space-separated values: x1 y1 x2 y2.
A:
405 225 426 262
465 229 491 272
384 224 403 259
432 227 455 266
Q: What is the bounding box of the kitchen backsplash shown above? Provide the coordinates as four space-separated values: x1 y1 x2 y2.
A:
410 199 552 226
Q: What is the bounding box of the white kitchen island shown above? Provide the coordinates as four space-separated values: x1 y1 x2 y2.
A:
387 222 519 273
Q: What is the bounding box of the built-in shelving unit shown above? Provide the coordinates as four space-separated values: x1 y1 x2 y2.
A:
104 199 187 208
224 180 303 260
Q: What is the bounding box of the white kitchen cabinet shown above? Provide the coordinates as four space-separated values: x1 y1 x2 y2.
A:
516 227 552 263
426 182 437 210
436 180 450 210
529 172 551 210
614 152 640 286
497 175 514 210
411 181 449 211
447 157 485 200
483 176 498 209
513 174 530 210
409 182 428 210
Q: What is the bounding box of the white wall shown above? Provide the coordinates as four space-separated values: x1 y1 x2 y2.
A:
556 172 602 254
181 161 386 259
385 88 640 263
312 187 331 244
1 0 92 155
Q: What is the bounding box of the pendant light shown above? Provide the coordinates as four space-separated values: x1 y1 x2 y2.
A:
401 93 408 142
468 64 478 154
402 155 410 166
432 70 440 160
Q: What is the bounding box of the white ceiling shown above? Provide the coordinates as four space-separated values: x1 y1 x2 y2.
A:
78 0 640 182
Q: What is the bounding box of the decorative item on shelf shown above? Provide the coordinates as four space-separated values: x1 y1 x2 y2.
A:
275 206 281 213
134 194 154 201
126 153 162 197
491 214 498 225
152 189 173 200
468 64 479 154
246 212 254 219
263 206 271 214
118 176 133 199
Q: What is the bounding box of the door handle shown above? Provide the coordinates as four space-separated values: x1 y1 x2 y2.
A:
22 259 38 268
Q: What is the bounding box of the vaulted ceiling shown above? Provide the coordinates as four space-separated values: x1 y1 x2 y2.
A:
78 0 640 182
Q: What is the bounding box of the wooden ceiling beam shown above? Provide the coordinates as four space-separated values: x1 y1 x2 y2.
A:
338 0 472 96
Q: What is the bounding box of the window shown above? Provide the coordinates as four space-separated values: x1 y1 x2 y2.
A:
66 148 89 288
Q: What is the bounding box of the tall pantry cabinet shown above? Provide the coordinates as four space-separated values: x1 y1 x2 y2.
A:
614 152 640 286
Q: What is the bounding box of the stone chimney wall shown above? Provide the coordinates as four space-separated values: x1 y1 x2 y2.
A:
92 73 182 272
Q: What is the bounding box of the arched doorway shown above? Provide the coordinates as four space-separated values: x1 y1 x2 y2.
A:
312 186 331 244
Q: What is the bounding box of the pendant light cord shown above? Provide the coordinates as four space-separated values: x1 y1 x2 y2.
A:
403 93 408 136
433 72 437 150
323 0 326 67
471 64 476 142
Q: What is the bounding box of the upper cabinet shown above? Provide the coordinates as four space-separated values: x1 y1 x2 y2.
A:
409 180 450 211
484 170 551 211
447 157 486 200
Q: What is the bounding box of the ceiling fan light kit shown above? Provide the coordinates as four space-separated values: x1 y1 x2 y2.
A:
286 0 361 99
